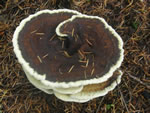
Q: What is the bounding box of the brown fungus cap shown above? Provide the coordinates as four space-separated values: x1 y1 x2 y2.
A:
13 9 124 88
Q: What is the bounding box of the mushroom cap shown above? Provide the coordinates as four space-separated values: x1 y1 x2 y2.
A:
54 70 122 103
13 9 124 89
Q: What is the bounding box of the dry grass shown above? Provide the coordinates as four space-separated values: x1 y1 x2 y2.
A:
0 0 150 113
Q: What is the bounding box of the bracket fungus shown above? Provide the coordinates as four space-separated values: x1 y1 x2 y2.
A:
13 9 124 103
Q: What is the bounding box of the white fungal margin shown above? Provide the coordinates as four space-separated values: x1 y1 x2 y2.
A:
23 66 53 94
53 86 83 94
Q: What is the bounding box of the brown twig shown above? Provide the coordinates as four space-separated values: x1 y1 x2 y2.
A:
117 81 130 113
126 72 150 89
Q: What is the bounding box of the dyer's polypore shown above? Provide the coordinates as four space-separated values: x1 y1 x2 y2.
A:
13 9 124 103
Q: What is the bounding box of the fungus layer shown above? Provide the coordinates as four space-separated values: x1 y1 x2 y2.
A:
54 70 122 103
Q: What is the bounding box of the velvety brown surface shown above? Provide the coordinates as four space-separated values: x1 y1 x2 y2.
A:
18 11 121 82
18 12 78 82
58 17 121 82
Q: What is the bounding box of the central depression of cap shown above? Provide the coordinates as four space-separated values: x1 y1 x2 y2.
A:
18 12 121 82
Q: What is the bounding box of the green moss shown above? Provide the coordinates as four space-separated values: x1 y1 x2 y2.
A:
132 21 139 29
106 104 114 110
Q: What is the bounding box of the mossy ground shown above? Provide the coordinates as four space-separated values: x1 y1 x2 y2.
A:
0 0 150 113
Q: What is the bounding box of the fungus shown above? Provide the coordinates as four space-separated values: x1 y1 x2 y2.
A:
13 9 124 103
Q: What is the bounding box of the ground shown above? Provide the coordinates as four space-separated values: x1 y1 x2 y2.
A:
0 0 150 113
